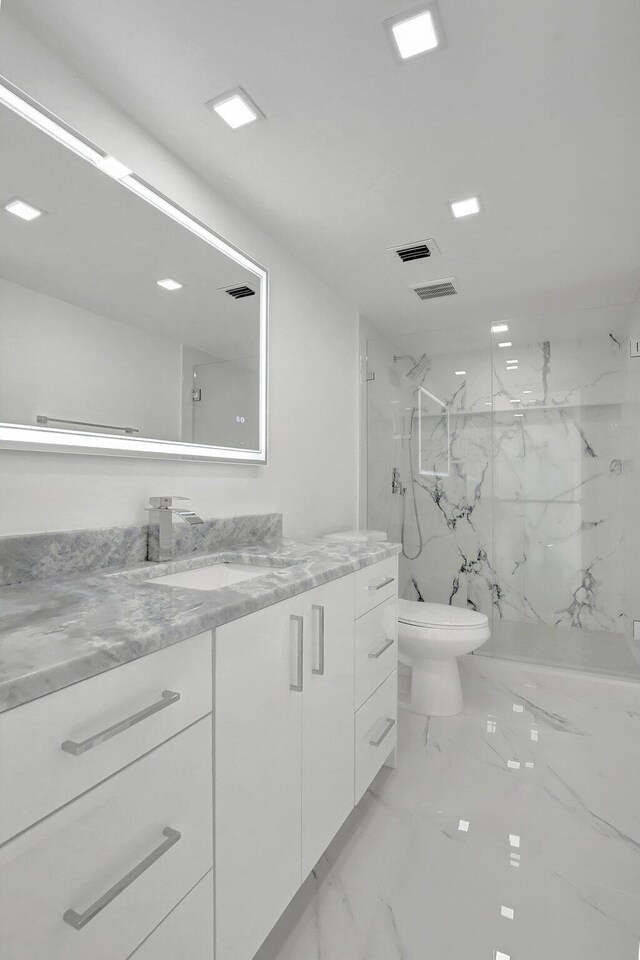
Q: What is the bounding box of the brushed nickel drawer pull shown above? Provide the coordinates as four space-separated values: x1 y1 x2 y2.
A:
63 827 182 930
368 638 395 659
312 604 325 676
290 615 304 692
369 717 396 747
367 576 395 592
61 690 181 756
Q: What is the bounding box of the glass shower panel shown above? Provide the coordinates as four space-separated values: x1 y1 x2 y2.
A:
366 326 493 617
488 322 640 679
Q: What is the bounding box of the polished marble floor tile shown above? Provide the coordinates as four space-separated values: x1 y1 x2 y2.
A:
255 655 640 960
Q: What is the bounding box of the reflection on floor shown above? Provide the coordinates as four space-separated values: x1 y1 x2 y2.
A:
478 620 640 681
255 656 640 960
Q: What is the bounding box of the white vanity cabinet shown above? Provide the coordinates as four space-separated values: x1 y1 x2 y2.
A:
214 574 355 960
0 632 214 960
215 557 398 960
0 553 398 960
214 592 304 960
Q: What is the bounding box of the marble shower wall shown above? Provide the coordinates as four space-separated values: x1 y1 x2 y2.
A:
366 327 493 613
366 318 640 678
490 329 640 676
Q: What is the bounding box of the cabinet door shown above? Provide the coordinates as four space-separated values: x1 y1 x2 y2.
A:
215 597 303 960
301 575 355 878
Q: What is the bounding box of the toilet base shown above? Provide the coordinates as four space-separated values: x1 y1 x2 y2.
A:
409 657 463 716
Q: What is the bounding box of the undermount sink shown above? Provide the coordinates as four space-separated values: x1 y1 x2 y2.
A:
147 562 271 591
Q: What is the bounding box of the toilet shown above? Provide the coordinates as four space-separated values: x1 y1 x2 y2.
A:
323 531 490 716
398 600 490 716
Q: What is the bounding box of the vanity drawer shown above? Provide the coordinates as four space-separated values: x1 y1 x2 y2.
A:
0 630 212 844
128 869 213 960
354 555 398 619
0 716 213 960
355 597 397 709
354 670 397 803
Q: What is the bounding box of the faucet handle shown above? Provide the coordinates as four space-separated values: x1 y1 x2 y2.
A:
148 496 190 509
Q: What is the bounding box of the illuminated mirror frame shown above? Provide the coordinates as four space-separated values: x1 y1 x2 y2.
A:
0 77 268 464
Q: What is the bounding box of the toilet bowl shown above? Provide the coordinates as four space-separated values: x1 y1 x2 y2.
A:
398 599 490 716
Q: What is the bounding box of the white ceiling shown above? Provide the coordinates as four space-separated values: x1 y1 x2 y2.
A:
6 0 640 338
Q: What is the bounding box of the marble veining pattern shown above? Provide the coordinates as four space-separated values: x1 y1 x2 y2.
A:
0 524 148 586
0 512 283 586
0 537 400 713
255 655 640 960
366 326 640 678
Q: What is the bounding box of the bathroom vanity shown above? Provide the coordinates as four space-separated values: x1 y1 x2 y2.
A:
0 536 399 960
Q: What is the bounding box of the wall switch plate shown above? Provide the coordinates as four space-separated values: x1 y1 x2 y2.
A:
630 338 640 358
634 621 640 641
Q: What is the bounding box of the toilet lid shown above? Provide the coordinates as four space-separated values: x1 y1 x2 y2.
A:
398 599 488 629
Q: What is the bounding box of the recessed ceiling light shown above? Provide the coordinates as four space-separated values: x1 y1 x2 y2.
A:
95 155 132 179
157 278 183 291
450 196 480 218
498 341 512 348
454 370 466 376
509 399 520 403
4 198 43 221
386 5 441 61
514 414 524 418
506 360 518 366
523 389 533 394
206 87 265 129
491 323 509 334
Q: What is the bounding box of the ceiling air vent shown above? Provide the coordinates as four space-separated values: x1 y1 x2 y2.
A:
411 277 457 301
396 242 432 262
225 284 256 299
388 238 440 262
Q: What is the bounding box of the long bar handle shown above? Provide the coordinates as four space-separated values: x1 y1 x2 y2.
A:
367 576 395 592
312 604 325 676
368 638 395 659
290 615 304 692
369 717 396 747
63 827 181 930
61 690 181 756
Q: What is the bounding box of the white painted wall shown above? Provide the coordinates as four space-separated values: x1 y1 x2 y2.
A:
0 12 359 538
0 278 183 441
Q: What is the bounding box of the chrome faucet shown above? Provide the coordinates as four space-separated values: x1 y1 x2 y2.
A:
147 496 204 562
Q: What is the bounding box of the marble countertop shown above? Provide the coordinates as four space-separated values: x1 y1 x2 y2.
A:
0 537 400 714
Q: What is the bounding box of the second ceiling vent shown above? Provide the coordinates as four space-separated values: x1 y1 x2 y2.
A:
411 277 458 300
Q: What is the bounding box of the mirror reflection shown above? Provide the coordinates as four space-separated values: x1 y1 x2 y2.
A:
0 102 263 454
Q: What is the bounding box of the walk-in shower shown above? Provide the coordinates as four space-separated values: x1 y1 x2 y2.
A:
366 310 640 680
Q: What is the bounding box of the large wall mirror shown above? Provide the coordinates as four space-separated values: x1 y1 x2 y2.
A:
0 79 268 462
